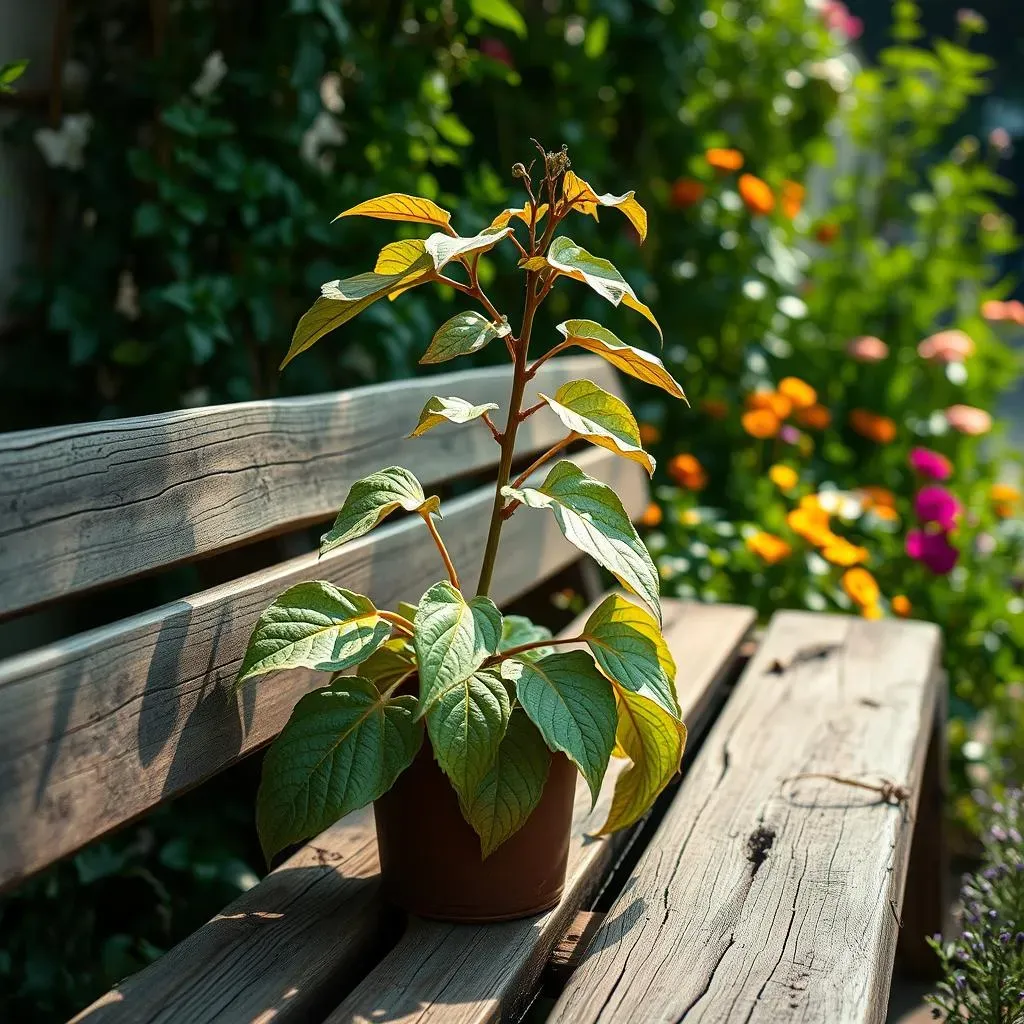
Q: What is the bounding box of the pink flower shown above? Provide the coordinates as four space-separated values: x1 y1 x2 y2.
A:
821 0 863 39
983 299 1024 325
989 128 1013 156
945 404 992 435
847 336 888 362
780 425 801 444
914 486 961 530
906 529 959 575
917 329 975 363
909 447 953 481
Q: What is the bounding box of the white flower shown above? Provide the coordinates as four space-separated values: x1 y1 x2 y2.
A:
807 56 852 94
320 72 344 113
114 270 140 321
777 295 807 319
192 51 227 98
300 111 347 172
34 113 93 170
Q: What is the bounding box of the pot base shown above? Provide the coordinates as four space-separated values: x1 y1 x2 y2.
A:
374 740 578 923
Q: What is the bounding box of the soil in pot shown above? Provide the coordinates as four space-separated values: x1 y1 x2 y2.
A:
374 738 579 923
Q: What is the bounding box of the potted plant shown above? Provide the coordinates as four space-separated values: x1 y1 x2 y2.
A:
237 143 688 922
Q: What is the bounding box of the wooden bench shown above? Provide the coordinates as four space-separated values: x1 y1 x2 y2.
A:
0 356 946 1023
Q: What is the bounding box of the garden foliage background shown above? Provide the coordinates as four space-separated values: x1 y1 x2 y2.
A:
0 0 1022 1018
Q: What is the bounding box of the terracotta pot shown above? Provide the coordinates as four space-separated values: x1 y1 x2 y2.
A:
374 738 578 922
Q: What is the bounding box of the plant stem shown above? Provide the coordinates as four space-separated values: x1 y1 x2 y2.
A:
380 610 415 636
509 433 574 490
485 634 584 666
421 511 460 589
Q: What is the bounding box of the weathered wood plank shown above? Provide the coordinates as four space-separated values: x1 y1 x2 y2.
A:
0 355 613 617
323 602 757 1024
548 611 942 1024
0 446 645 889
71 600 754 1024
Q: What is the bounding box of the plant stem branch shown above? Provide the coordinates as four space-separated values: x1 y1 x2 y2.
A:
509 434 574 490
421 511 460 590
481 411 502 443
518 399 545 422
485 635 584 666
380 610 415 637
527 340 571 379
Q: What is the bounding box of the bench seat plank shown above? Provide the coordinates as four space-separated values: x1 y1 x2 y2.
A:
324 602 756 1024
548 611 942 1024
73 600 755 1024
0 355 606 617
0 447 645 889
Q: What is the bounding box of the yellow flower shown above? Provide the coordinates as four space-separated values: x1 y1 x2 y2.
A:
738 174 775 215
892 595 912 618
747 531 792 564
639 423 661 446
769 464 799 491
778 377 816 410
679 508 701 526
639 502 662 527
821 538 869 567
862 603 884 620
842 568 880 608
741 409 780 439
787 506 836 547
991 483 1020 519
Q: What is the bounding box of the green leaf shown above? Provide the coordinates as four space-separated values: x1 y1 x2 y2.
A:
470 0 527 38
580 595 679 718
333 193 452 228
414 581 503 711
281 254 434 368
544 237 661 339
408 396 498 438
500 615 554 661
423 226 512 271
237 582 391 684
554 320 685 400
321 467 440 554
540 379 655 475
396 600 419 622
426 668 510 799
502 651 616 806
598 685 685 835
421 310 507 365
503 461 662 625
0 60 28 92
256 677 422 860
461 712 551 857
356 638 417 691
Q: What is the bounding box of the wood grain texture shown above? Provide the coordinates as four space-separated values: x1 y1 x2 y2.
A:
72 600 754 1024
323 602 756 1024
0 447 646 889
548 611 943 1024
0 355 614 617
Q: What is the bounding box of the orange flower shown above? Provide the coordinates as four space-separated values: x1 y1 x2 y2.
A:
701 398 728 420
891 595 912 618
815 222 840 244
747 531 791 564
746 390 792 419
781 180 805 219
821 538 869 567
991 482 1021 518
862 603 884 621
769 464 799 491
849 409 897 444
787 507 837 547
859 486 896 509
796 404 831 430
706 147 744 172
668 453 707 491
871 505 900 522
842 568 880 608
639 423 661 446
738 174 775 215
741 409 781 439
670 178 706 209
778 377 816 410
639 502 662 527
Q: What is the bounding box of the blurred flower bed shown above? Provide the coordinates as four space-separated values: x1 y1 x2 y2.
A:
640 2 1024 832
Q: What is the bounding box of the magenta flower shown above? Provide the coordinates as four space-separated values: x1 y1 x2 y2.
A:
780 425 800 444
906 529 959 575
914 486 961 530
909 447 952 481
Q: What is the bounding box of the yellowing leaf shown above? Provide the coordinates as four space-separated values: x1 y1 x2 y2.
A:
374 238 428 274
518 256 548 271
489 203 548 230
539 379 655 475
554 320 685 400
544 236 662 340
333 193 452 229
408 396 499 437
563 173 648 240
597 684 686 835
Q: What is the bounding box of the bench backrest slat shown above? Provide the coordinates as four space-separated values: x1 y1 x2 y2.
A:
0 356 608 618
0 420 646 889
